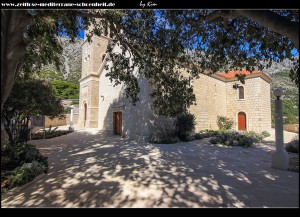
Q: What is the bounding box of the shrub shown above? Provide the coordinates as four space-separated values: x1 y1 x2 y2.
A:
261 131 271 138
209 130 262 147
209 136 222 144
64 107 72 114
285 139 299 153
31 130 71 140
1 143 48 172
197 129 220 139
6 161 47 189
244 131 263 143
194 133 204 140
175 113 196 141
217 116 234 130
150 133 180 144
1 143 48 193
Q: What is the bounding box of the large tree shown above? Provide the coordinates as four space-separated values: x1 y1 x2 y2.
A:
1 9 299 116
1 79 64 144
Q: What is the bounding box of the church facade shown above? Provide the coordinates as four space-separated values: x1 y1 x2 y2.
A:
79 33 272 141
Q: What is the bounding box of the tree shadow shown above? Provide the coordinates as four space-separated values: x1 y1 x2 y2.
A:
98 76 173 141
1 131 298 208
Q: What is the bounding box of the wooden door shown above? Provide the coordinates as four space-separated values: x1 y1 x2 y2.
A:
113 112 122 135
238 112 246 131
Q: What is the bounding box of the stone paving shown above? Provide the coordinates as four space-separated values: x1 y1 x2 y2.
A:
1 128 298 208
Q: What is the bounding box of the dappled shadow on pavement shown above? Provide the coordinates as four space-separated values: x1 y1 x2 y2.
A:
1 129 298 208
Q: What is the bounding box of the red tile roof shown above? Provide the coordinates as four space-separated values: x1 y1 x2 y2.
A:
217 69 261 79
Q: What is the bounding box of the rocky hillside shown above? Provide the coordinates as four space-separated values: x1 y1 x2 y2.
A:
263 59 298 107
269 71 299 102
58 37 83 82
267 64 299 124
42 37 83 83
261 59 296 74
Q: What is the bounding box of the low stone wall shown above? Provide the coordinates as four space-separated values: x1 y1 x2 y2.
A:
44 113 79 128
45 116 67 128
272 124 299 133
65 113 79 126
283 124 299 133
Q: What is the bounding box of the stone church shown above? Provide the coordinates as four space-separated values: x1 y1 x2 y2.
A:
78 32 272 141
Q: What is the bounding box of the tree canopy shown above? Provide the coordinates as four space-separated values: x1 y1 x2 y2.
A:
1 9 299 117
1 79 64 144
50 80 79 99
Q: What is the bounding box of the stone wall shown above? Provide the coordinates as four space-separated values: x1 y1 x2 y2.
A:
79 35 110 128
225 77 271 132
79 29 272 136
98 45 153 140
44 116 67 128
79 76 99 128
258 79 272 132
283 124 299 133
189 74 227 132
272 124 299 133
44 113 78 128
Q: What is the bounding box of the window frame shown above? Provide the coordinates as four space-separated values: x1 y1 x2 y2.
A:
237 86 245 100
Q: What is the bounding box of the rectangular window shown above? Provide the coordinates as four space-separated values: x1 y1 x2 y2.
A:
238 86 244 99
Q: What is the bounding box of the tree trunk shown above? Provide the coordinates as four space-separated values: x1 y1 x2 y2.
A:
3 116 14 144
1 10 30 107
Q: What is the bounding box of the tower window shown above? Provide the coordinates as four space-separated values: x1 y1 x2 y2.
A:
238 86 244 99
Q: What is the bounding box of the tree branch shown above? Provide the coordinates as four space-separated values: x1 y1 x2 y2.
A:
205 10 299 50
107 19 158 72
237 10 299 50
205 10 240 22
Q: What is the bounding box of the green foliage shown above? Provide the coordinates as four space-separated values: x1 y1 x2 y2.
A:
271 70 299 124
1 143 48 172
1 143 48 191
2 10 298 117
28 69 64 81
174 113 196 141
21 10 84 77
50 80 79 99
1 80 65 144
209 130 265 147
31 130 71 140
197 130 220 138
271 99 299 124
47 125 58 135
64 107 72 114
150 133 180 144
3 80 64 118
261 131 271 138
103 10 298 117
217 116 234 130
285 138 299 153
6 161 47 189
194 133 203 140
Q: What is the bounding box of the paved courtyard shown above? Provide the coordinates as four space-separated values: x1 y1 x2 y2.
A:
1 128 299 208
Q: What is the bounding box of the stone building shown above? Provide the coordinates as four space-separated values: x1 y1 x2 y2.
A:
79 33 272 141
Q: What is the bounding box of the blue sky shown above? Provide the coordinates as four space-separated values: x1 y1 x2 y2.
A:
78 29 84 39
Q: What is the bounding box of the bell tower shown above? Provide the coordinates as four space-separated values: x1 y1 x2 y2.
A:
78 24 111 128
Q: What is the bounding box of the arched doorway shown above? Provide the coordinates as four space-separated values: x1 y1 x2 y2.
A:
84 103 87 127
238 112 247 131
